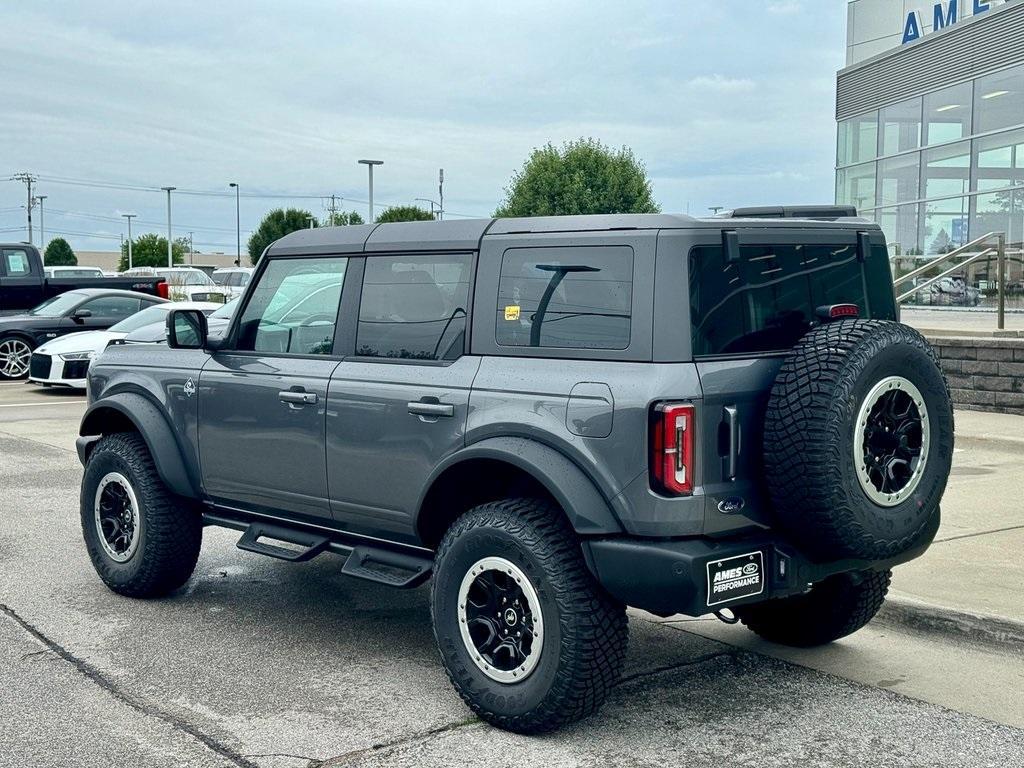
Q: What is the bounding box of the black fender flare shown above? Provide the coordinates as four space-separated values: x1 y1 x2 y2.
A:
78 392 198 498
418 436 623 536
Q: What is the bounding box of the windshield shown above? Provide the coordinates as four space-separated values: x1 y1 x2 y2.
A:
158 269 215 287
108 305 170 333
28 292 87 317
210 297 239 319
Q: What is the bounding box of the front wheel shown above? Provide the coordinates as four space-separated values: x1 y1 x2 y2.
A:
735 569 891 647
431 499 628 733
0 336 33 380
81 432 202 597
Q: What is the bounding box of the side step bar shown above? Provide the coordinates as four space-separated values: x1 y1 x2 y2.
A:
204 510 433 589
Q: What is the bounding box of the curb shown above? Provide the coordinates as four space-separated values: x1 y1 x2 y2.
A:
877 594 1024 651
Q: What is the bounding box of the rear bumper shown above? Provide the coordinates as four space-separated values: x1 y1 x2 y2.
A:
582 515 938 617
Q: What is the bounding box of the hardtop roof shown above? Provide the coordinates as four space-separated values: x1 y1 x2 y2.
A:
265 212 878 255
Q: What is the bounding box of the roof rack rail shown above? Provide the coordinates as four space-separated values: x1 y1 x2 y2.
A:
724 205 859 220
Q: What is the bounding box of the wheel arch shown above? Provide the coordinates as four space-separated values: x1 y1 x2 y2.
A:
79 392 199 498
415 437 623 549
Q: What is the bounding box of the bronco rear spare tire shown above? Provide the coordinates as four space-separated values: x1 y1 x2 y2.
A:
763 319 953 561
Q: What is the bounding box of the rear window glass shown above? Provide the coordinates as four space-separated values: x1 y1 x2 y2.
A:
689 242 896 356
356 254 473 361
496 246 633 350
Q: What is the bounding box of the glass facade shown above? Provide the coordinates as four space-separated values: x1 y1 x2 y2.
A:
836 62 1024 258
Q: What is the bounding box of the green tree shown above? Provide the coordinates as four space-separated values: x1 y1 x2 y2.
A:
375 205 436 223
44 237 77 266
248 208 317 265
325 210 365 226
118 233 187 271
495 138 660 217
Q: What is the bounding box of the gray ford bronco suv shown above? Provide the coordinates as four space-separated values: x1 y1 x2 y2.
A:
77 209 953 733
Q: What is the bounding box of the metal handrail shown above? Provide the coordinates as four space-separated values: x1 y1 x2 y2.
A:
895 249 992 302
892 231 1008 330
892 232 1002 288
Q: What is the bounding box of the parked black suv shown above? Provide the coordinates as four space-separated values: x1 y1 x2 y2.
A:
77 211 953 732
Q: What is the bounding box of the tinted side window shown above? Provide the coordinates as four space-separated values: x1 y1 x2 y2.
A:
496 246 633 350
356 254 472 361
689 242 897 356
236 257 347 355
81 296 142 319
3 249 32 276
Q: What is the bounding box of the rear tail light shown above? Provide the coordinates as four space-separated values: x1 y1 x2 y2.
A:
651 402 695 496
156 281 170 300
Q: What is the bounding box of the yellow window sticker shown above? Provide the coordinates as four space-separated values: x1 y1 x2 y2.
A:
504 305 521 321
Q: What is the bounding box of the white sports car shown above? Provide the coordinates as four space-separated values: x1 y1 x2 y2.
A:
28 301 221 389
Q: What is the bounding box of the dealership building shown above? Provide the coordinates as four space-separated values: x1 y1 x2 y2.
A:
837 0 1024 259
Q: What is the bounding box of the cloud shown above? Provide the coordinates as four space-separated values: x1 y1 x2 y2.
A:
0 0 848 250
686 74 757 93
767 1 804 14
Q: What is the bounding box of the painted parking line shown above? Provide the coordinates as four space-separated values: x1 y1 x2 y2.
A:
0 400 87 408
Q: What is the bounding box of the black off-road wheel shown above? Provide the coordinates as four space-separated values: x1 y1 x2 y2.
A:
81 432 202 598
735 569 891 647
763 319 953 561
431 499 628 734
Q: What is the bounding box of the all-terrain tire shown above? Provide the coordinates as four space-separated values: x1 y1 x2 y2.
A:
81 432 202 597
763 319 953 561
735 569 891 647
431 498 628 734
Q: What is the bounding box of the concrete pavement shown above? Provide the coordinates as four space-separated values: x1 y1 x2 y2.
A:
1 382 1022 765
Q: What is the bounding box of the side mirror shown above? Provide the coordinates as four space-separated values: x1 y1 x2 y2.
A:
72 308 92 322
166 309 209 350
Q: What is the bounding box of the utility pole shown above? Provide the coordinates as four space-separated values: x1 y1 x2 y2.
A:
122 214 136 270
415 198 439 220
438 168 444 221
35 195 47 251
161 187 176 267
326 194 341 225
12 173 37 244
358 159 383 223
188 231 194 264
228 183 240 266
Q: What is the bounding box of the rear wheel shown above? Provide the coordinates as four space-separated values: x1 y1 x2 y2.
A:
0 336 33 380
431 499 628 733
735 570 891 647
81 432 202 597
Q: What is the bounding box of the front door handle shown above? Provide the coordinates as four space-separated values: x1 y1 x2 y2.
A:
279 390 318 405
408 401 455 418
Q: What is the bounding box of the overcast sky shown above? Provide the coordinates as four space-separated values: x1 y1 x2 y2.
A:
1 0 848 254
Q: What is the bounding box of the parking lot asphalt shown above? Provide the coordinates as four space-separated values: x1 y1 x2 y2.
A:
1 382 1022 767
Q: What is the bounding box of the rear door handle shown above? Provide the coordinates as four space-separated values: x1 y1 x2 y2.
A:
279 390 318 405
407 401 455 418
723 405 740 481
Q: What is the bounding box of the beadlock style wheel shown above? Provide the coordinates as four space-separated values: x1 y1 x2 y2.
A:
854 376 930 507
93 472 141 563
457 556 544 683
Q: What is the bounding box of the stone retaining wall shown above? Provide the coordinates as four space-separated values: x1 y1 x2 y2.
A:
926 336 1024 415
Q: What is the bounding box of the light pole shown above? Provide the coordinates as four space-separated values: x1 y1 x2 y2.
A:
188 231 194 264
161 186 176 267
36 195 47 250
438 168 444 221
122 213 136 269
358 159 383 222
229 182 240 266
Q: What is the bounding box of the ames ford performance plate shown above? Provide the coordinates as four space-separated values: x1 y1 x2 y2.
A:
706 551 764 607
